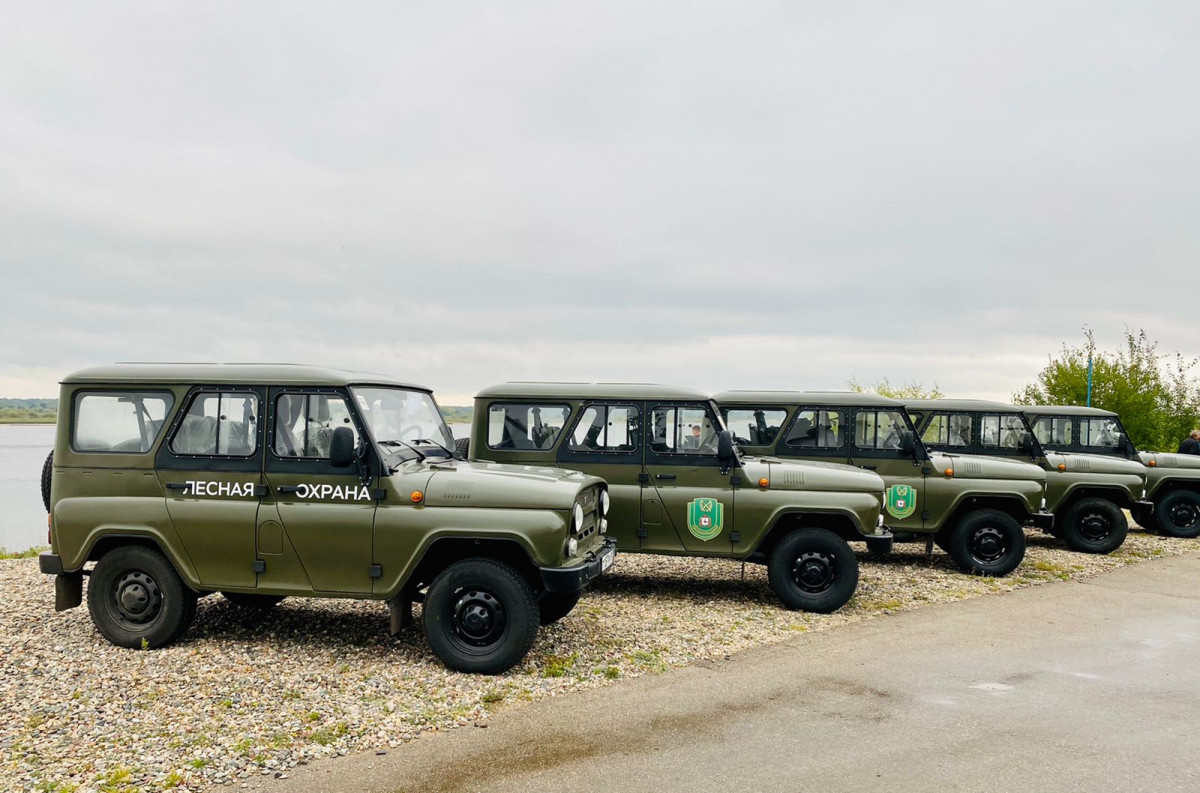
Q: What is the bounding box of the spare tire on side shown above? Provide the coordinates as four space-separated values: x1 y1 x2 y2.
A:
41 450 53 513
454 437 471 460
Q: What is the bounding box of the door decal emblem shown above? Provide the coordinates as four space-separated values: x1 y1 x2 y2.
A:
686 497 725 541
886 484 917 520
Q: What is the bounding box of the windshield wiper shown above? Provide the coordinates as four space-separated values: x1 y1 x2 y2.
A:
377 439 426 462
410 437 454 458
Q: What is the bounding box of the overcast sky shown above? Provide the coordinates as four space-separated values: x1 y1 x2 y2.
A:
1 1 1197 404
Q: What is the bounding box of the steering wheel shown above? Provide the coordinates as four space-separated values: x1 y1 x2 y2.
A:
398 424 424 440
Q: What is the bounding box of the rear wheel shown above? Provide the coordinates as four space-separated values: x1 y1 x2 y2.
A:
1153 490 1200 538
87 546 196 649
948 510 1025 576
221 592 286 609
41 451 53 512
423 558 540 674
538 591 581 625
1060 498 1128 553
766 528 858 613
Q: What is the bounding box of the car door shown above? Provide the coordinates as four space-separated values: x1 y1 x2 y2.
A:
556 401 645 551
156 387 267 589
643 402 736 555
848 406 928 531
261 388 377 594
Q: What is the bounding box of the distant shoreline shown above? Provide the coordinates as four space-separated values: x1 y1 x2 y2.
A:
0 421 55 426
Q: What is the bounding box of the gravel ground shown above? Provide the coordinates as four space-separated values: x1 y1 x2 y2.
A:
2 525 1197 793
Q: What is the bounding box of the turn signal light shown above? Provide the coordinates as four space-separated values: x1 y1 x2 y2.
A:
1057 463 1067 472
944 468 953 477
410 490 424 503
1148 459 1157 467
47 513 52 544
758 477 769 488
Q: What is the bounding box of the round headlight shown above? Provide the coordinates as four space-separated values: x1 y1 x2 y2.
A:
567 538 578 557
599 489 610 516
572 503 584 533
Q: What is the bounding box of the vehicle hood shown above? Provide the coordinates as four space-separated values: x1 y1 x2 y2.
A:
741 457 885 493
930 452 1047 482
1139 451 1200 473
394 459 599 510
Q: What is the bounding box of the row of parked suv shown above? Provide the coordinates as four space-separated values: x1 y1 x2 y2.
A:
38 365 1200 674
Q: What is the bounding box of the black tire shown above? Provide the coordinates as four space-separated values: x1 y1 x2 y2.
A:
1130 503 1154 530
948 509 1026 576
41 450 53 513
423 558 540 674
1060 497 1129 553
766 528 858 613
1152 490 1200 539
454 437 471 459
87 546 197 649
221 592 287 609
538 591 581 625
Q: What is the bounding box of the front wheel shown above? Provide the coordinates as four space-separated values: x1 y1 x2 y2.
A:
1153 490 1200 538
87 546 196 649
1060 497 1128 553
948 510 1026 576
538 591 581 625
766 528 858 613
423 558 540 674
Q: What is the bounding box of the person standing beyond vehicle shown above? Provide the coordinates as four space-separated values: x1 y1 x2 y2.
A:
1178 430 1200 455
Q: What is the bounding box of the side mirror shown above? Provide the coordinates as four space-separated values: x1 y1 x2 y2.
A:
1019 432 1034 452
329 426 356 468
1120 435 1136 456
899 430 916 456
717 430 736 473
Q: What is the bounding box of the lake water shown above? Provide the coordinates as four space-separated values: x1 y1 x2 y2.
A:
0 422 473 553
0 425 54 552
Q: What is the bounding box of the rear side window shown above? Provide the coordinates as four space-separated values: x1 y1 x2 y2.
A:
567 405 640 453
487 403 571 450
724 408 787 445
73 392 174 453
169 392 259 457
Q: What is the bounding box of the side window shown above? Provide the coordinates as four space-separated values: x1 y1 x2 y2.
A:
724 408 787 445
784 409 846 449
73 392 174 453
854 409 910 451
274 393 359 459
649 405 718 454
487 404 571 450
170 392 258 457
981 414 1025 449
567 404 639 453
1033 417 1073 447
1080 418 1121 448
921 412 972 447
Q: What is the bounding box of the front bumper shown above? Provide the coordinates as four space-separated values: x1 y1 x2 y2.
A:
1030 510 1055 530
539 537 618 594
39 552 64 575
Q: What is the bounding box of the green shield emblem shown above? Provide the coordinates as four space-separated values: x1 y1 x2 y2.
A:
886 484 917 520
686 497 725 541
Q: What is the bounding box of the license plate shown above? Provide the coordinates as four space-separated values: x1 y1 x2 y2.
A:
601 548 615 572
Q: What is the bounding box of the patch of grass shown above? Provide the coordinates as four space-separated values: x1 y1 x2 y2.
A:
270 733 292 748
541 652 579 678
306 711 321 722
0 546 47 560
163 770 185 788
628 649 668 673
188 758 209 769
310 722 348 746
98 767 136 793
27 713 46 728
603 666 620 679
481 688 505 705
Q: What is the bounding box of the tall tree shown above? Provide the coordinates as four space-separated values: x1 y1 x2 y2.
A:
848 378 944 400
1012 328 1200 452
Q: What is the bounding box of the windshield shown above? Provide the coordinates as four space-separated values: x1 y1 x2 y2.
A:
350 387 455 455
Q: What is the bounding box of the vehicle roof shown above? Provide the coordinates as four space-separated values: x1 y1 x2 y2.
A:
1021 404 1119 418
62 363 428 390
904 398 1024 413
476 382 710 401
712 390 905 408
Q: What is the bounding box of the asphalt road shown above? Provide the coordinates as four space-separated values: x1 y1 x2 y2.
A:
245 553 1200 793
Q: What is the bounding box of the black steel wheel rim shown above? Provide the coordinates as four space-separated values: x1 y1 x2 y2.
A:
445 587 508 653
790 551 835 594
971 527 1008 564
1168 502 1199 530
1078 512 1113 542
110 569 163 630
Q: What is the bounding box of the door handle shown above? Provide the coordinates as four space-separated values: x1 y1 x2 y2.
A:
861 465 877 470
277 485 302 494
656 474 677 480
166 482 189 491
